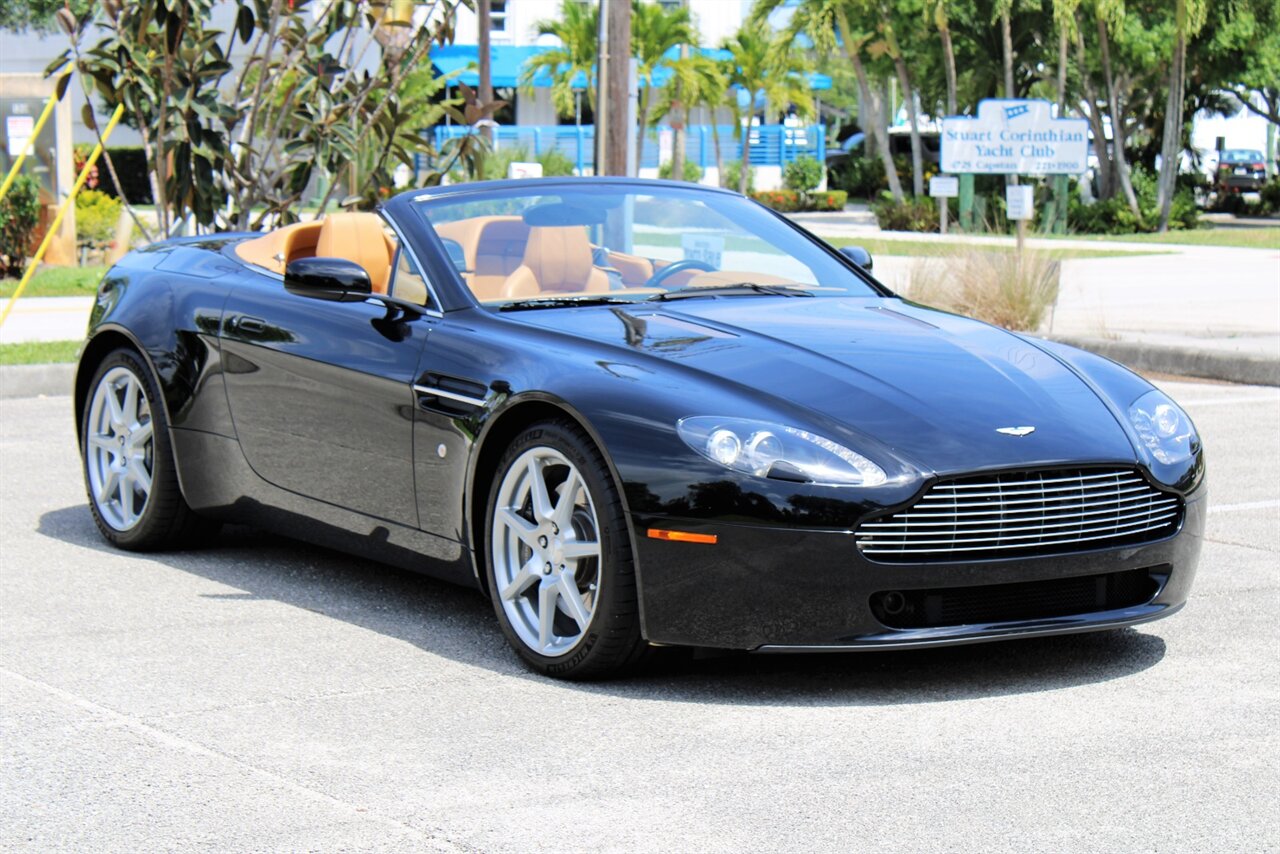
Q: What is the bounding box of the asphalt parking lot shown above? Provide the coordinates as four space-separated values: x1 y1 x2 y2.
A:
2 378 1277 853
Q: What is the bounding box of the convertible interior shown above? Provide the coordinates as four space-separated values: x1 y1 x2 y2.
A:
235 211 799 304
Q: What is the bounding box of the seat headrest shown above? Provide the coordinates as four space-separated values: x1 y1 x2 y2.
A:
316 212 392 294
520 226 595 293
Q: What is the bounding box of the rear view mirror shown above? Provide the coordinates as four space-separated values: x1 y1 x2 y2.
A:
839 246 873 272
285 257 373 302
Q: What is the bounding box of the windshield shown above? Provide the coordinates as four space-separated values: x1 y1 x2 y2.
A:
412 183 879 308
1221 150 1264 163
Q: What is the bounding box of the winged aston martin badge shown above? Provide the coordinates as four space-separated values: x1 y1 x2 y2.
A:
996 426 1036 437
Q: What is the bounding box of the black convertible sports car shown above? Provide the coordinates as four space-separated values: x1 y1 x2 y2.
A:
75 178 1205 678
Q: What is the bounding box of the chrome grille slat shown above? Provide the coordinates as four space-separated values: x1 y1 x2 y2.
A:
882 495 1179 521
859 511 1178 545
861 505 1178 533
856 468 1182 562
909 484 1155 509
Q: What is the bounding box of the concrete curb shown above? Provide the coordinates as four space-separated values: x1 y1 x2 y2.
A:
1050 335 1280 387
0 363 76 399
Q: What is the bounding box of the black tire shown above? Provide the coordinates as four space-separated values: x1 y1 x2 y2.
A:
80 348 215 551
484 419 649 679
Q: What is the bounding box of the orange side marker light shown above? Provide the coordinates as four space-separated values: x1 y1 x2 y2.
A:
647 529 718 544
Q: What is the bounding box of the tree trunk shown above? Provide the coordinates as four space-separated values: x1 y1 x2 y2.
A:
1156 17 1187 231
1056 28 1067 112
836 8 903 199
1001 11 1015 99
1074 14 1113 199
670 31 688 182
894 58 924 196
738 120 751 194
636 91 652 174
1097 14 1141 220
710 115 725 187
940 21 957 116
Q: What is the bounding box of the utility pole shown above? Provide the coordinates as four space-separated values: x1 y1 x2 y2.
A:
595 0 610 175
603 0 631 176
478 0 493 145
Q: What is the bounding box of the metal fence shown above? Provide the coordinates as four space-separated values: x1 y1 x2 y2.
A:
430 124 826 175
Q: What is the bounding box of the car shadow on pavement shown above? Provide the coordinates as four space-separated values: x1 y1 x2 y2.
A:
38 505 1168 707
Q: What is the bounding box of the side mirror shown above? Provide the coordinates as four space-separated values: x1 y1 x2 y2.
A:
284 257 372 302
839 246 873 272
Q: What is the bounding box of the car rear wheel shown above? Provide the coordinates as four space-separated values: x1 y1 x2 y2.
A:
486 420 647 679
82 348 213 550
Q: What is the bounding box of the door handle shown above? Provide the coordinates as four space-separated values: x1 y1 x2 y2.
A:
230 315 267 334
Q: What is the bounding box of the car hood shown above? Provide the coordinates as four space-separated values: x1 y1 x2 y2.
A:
510 297 1139 476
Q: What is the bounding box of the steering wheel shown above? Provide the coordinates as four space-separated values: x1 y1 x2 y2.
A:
646 258 716 289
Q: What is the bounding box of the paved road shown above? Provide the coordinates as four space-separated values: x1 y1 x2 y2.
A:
2 380 1278 852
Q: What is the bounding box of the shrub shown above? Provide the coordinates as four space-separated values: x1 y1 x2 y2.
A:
809 190 847 211
906 249 1061 332
76 189 123 247
750 189 848 213
750 190 802 212
0 174 41 278
1069 166 1200 234
658 159 704 182
828 155 885 198
719 160 755 193
871 192 939 232
782 156 823 194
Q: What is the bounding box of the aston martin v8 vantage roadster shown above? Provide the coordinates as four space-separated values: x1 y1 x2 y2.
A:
76 178 1204 678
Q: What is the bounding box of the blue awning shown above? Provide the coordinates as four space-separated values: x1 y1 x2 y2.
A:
433 44 829 92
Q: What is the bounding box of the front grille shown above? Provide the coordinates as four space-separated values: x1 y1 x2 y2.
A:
870 567 1163 629
857 468 1181 563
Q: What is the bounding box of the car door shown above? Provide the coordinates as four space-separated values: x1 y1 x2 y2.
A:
220 227 432 528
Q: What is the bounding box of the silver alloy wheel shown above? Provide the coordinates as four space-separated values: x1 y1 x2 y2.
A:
85 365 154 531
491 447 603 657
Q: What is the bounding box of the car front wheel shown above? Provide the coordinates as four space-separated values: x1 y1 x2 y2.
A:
81 348 212 550
485 420 647 679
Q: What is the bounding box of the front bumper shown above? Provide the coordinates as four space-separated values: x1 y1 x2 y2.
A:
631 486 1205 650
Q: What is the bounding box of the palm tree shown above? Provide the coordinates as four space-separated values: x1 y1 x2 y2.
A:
632 1 698 168
655 51 729 181
520 0 599 120
752 0 905 200
721 27 815 194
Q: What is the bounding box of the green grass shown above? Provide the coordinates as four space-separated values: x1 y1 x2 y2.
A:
825 237 1160 260
0 265 107 298
0 339 81 366
1073 226 1280 250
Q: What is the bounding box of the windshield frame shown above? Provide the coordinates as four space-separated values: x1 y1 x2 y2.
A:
406 178 892 311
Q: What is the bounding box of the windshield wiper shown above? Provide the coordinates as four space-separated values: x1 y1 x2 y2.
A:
498 296 636 311
647 283 815 301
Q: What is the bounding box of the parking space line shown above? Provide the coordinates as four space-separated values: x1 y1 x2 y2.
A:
1181 396 1280 408
0 666 465 850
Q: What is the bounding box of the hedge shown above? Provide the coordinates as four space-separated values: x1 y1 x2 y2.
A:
749 189 847 213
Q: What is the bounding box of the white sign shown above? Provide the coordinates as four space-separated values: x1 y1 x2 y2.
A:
929 175 959 198
507 161 543 179
681 232 724 268
941 99 1088 175
1006 184 1035 220
6 115 34 157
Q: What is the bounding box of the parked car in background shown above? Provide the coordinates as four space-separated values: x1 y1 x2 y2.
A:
1214 148 1268 193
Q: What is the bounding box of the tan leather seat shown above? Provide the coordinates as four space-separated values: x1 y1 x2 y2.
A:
315 212 394 294
500 226 610 299
235 220 324 274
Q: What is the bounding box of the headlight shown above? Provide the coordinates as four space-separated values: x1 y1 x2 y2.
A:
1128 390 1199 466
677 416 887 487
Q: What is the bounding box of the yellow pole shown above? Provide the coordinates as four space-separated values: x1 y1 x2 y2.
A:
0 103 125 330
0 72 72 203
